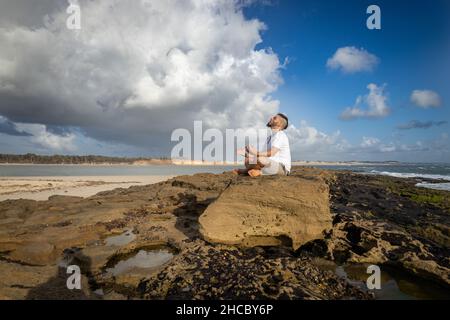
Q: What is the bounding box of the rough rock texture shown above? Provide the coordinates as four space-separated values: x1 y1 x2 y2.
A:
328 172 450 288
0 167 448 299
139 239 371 300
199 174 332 250
0 172 233 299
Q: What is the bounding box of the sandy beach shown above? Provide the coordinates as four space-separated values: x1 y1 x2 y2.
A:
0 175 174 201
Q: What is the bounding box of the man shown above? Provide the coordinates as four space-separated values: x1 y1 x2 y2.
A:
234 113 291 177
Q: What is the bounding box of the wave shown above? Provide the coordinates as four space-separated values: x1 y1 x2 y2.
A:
368 170 450 181
415 182 450 191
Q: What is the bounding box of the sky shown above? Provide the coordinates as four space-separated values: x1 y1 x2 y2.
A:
0 0 449 162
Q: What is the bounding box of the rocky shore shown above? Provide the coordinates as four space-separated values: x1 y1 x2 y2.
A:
0 167 448 299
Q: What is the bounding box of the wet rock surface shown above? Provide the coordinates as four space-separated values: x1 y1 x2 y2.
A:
328 171 450 288
0 167 448 299
139 239 370 300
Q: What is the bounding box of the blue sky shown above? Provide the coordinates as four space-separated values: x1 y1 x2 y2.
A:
243 0 449 161
0 0 448 162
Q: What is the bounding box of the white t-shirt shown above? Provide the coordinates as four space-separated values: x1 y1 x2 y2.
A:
267 130 291 173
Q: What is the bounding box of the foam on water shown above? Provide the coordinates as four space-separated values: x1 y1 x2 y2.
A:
368 170 450 181
415 182 450 191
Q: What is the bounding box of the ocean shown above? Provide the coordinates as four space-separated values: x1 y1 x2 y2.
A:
311 163 450 191
0 163 449 191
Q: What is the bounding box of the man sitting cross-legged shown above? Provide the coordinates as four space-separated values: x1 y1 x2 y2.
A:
233 113 291 178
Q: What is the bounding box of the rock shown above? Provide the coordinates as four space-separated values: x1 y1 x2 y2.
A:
9 242 56 265
140 239 372 300
199 175 332 250
0 167 448 299
0 173 234 299
328 171 450 289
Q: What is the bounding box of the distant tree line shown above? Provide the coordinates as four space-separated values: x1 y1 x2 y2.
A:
0 153 170 164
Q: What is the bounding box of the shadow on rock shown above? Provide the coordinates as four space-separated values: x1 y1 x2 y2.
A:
26 248 101 300
173 193 215 239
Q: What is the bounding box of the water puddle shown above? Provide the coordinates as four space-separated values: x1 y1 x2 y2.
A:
312 259 450 300
104 229 136 246
105 247 175 277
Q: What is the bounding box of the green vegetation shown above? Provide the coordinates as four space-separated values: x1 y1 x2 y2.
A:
0 153 169 164
378 176 450 212
409 194 446 205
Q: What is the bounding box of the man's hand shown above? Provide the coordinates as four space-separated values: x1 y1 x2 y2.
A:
245 145 258 156
236 147 247 157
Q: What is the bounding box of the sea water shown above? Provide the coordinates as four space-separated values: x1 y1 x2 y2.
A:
0 163 449 190
312 163 450 191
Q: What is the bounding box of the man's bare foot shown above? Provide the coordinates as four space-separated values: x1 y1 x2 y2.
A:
248 169 262 178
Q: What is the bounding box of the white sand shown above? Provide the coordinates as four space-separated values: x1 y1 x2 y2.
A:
0 175 174 201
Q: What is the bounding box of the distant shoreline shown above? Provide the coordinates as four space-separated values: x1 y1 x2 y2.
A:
0 162 239 166
0 161 406 166
1 160 448 167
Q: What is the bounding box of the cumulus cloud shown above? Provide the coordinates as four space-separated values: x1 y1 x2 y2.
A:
340 83 390 120
284 122 442 160
357 136 396 153
397 120 447 130
285 121 350 158
287 122 339 147
355 136 432 154
0 115 32 136
327 46 379 73
254 117 447 161
13 122 76 152
410 90 442 108
0 0 282 154
360 136 380 148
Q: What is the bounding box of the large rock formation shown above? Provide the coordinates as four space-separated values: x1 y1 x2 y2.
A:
0 167 448 299
328 172 450 288
199 174 333 250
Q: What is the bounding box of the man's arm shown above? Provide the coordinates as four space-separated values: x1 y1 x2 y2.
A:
258 147 280 157
246 145 279 157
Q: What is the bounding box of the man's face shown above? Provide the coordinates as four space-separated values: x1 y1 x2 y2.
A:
267 114 283 129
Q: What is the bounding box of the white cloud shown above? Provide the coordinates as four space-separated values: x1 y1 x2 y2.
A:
0 0 282 153
355 136 436 154
265 119 447 161
410 90 442 108
14 122 76 152
360 136 380 148
285 121 349 159
327 46 379 73
285 122 433 160
340 83 390 120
